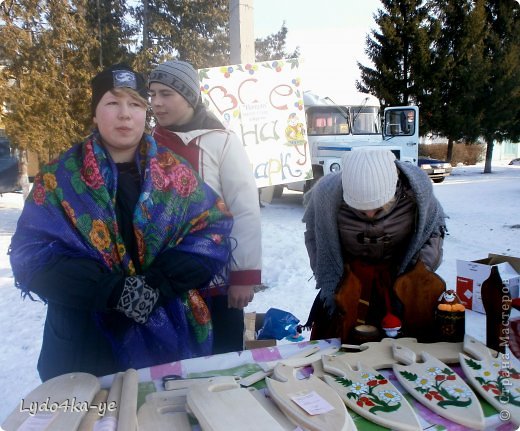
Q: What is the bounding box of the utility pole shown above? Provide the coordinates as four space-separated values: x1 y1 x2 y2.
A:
229 0 273 203
229 0 255 64
142 0 149 51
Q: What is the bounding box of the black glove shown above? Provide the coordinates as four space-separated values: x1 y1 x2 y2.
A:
115 275 159 324
144 249 215 298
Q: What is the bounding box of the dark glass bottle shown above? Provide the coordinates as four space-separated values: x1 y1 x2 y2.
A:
481 266 511 353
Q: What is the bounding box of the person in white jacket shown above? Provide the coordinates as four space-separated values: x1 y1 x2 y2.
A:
149 60 262 354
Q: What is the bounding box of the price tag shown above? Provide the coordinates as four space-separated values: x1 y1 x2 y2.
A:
290 390 335 415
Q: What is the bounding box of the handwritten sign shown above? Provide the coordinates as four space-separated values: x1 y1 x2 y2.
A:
198 58 312 187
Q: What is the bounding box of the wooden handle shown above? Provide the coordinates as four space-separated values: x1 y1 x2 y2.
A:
105 372 124 419
239 370 272 387
117 368 139 431
322 354 354 377
463 334 498 360
272 363 296 382
77 389 109 431
392 343 416 365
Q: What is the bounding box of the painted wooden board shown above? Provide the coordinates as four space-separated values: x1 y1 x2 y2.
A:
266 363 356 431
2 372 100 431
460 334 520 426
187 375 286 431
324 338 462 371
137 391 190 431
392 345 485 430
322 360 421 431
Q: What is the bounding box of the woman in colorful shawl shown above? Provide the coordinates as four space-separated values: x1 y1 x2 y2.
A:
9 64 233 381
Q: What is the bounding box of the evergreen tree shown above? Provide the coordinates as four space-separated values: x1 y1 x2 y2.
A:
132 1 298 72
422 0 488 162
132 0 230 71
356 0 429 107
85 0 135 68
255 22 300 62
479 0 520 173
0 0 97 169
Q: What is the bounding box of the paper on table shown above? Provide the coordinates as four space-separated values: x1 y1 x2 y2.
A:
290 390 334 415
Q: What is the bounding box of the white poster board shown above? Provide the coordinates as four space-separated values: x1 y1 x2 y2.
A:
198 58 312 188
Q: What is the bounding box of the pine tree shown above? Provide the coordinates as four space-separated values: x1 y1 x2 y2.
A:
85 0 135 68
356 0 430 107
422 0 489 162
255 22 300 62
132 1 298 72
133 0 230 70
479 0 520 173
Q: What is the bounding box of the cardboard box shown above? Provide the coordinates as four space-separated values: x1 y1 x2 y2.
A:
243 312 276 349
456 254 520 313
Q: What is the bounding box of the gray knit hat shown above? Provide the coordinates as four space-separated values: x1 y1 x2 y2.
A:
341 150 398 210
148 60 200 108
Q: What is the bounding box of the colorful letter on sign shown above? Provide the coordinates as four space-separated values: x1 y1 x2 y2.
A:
198 58 312 187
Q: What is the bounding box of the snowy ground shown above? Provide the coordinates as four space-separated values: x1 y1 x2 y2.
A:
1 160 519 421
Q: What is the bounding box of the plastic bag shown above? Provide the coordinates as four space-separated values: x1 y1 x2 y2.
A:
257 308 301 340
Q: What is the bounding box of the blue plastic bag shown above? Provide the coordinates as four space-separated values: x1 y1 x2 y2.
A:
257 308 301 340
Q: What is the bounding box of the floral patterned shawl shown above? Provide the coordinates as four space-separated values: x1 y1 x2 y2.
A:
10 131 233 368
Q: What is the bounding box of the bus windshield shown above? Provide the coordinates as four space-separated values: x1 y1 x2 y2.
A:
351 106 381 135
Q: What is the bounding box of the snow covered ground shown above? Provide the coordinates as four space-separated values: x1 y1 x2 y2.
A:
1 160 519 421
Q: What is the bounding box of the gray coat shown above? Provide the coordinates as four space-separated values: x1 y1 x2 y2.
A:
303 160 446 312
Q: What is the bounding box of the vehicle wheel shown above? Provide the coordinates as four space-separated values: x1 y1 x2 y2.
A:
432 177 445 183
303 176 321 194
272 185 284 198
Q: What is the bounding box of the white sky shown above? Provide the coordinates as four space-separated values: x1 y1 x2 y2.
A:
253 0 382 99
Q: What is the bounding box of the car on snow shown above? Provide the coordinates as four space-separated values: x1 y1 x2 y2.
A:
509 158 520 166
0 136 20 194
418 157 453 183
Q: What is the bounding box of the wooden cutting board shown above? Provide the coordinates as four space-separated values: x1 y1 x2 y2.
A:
325 337 462 371
257 345 340 372
186 375 286 431
248 389 296 430
2 372 100 431
460 334 520 426
322 360 421 431
266 363 356 431
392 344 485 430
137 390 190 431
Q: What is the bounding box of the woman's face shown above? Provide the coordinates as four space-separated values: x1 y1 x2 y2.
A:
94 90 147 162
149 82 195 127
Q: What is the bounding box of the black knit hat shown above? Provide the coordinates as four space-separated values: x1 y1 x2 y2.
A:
91 64 148 116
148 60 201 108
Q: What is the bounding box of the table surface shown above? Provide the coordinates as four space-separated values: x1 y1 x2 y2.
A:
99 338 519 431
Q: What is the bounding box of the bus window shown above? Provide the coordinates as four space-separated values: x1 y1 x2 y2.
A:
385 109 415 136
307 107 350 135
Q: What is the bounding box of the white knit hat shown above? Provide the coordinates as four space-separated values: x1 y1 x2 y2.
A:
341 150 398 210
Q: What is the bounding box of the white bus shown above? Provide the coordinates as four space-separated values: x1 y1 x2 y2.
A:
278 91 419 194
